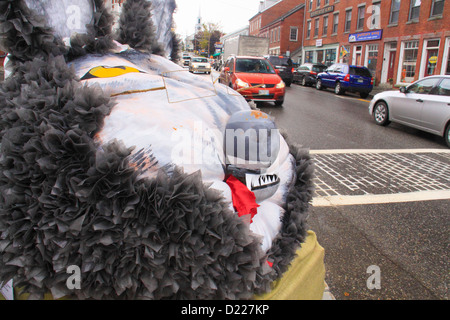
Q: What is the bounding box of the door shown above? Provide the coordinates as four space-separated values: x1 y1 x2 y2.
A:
356 53 362 66
353 45 362 65
321 64 336 87
391 77 441 126
425 49 439 77
387 50 396 80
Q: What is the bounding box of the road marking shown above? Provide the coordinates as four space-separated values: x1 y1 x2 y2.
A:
358 99 371 103
310 148 450 154
313 190 450 207
311 149 450 206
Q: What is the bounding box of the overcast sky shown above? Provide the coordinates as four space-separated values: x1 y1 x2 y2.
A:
173 0 263 38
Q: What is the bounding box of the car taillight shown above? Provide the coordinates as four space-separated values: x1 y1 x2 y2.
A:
292 68 295 73
370 77 374 85
344 74 350 82
310 71 317 75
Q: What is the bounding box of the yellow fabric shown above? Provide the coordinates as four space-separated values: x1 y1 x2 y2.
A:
1 230 325 300
254 230 326 300
87 66 141 78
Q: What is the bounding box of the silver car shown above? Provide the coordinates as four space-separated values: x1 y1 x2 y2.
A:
369 75 450 147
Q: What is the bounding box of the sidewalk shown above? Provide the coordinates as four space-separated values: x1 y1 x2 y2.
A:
368 83 396 99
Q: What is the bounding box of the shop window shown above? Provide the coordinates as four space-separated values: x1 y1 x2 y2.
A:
305 51 314 63
325 48 336 66
345 9 352 32
424 40 440 77
389 0 401 24
430 0 445 17
357 5 365 30
332 13 339 34
408 0 421 21
366 44 378 77
400 40 419 83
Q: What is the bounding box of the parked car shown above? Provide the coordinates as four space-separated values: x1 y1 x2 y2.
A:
316 63 373 98
182 54 191 67
218 55 285 106
189 57 211 74
264 55 293 87
369 75 450 147
293 63 327 86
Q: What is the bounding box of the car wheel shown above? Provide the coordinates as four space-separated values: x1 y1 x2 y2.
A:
360 92 369 99
445 124 450 148
301 77 307 86
373 101 391 126
275 100 284 106
316 79 323 90
334 82 344 95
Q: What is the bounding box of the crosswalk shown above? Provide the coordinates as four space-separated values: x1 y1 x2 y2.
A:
310 149 450 207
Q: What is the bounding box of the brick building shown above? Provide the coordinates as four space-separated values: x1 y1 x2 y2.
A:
302 0 450 85
249 0 306 61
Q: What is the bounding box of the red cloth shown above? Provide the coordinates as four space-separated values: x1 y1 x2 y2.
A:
225 175 259 223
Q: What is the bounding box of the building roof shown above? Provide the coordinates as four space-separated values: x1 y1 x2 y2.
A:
261 3 305 30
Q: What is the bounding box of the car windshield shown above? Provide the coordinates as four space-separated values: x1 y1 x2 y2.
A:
313 65 327 73
349 67 372 77
235 59 275 74
183 56 191 59
269 57 292 67
192 58 207 63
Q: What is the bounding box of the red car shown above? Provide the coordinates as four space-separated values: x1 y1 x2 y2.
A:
219 56 285 106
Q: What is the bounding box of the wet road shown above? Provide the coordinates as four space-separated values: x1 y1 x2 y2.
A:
205 71 450 299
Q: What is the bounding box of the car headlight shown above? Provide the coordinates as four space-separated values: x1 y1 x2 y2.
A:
192 64 199 68
236 78 249 88
276 80 285 89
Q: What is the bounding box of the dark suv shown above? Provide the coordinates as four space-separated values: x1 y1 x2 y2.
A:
316 63 373 98
293 63 327 86
264 55 293 87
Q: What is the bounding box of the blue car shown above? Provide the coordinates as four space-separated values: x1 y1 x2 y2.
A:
315 63 373 98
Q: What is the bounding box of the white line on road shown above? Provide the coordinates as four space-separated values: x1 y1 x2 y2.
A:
313 190 450 207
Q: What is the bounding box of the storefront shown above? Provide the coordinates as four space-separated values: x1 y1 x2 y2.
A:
303 42 338 66
394 35 450 85
301 0 449 86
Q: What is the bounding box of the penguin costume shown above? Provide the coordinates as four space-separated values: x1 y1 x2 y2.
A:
0 0 324 300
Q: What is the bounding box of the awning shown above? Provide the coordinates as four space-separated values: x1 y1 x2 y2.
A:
212 52 222 57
